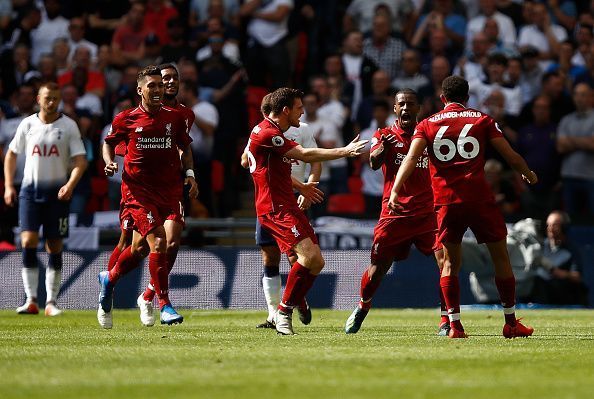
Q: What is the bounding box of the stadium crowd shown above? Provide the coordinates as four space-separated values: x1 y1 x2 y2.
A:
1 0 594 247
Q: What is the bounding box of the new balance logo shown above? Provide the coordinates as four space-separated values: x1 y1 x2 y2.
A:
135 127 143 132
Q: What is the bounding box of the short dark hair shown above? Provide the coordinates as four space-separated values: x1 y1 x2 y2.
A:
441 75 469 103
158 63 177 73
395 88 419 103
267 87 304 115
487 52 508 66
261 93 272 115
137 65 161 85
39 81 60 93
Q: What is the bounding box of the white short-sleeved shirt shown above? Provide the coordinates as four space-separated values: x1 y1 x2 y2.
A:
284 122 318 182
0 116 26 185
359 126 384 196
8 113 86 201
190 101 219 160
247 0 293 47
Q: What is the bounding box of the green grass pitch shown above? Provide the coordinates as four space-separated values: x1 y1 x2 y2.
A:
1 309 594 399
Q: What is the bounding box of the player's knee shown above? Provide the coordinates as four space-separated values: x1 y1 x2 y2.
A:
166 241 180 255
22 247 38 269
153 237 167 253
48 252 63 271
262 248 280 267
308 254 325 273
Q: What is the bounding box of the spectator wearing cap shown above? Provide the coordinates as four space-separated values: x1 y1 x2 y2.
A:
161 17 195 64
466 0 516 53
111 2 150 67
67 17 98 65
30 0 69 66
468 52 522 116
144 0 179 46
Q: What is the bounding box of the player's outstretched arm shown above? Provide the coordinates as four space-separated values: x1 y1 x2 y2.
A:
285 135 368 163
58 155 88 201
388 137 427 212
102 142 118 176
490 137 538 185
291 176 323 206
3 149 18 206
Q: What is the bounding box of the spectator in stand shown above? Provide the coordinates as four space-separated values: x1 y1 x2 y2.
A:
139 33 163 67
547 40 589 91
531 210 588 306
410 0 467 54
362 12 406 81
144 0 179 46
67 17 98 65
517 46 545 106
37 54 58 84
557 82 594 218
240 0 293 89
344 0 415 38
189 0 240 30
549 0 578 32
356 69 394 133
496 0 524 30
195 20 240 63
419 28 458 77
515 95 561 220
520 71 575 126
466 0 516 53
1 5 41 55
179 79 218 216
191 3 241 50
341 30 378 121
323 53 354 110
0 0 11 43
572 23 593 67
454 32 490 83
51 37 71 76
95 45 122 102
86 0 131 46
359 100 390 218
58 46 106 99
418 56 451 120
517 2 567 70
30 0 69 66
161 17 195 64
310 75 347 134
111 2 150 67
484 158 519 220
0 43 35 99
468 52 522 117
392 49 430 93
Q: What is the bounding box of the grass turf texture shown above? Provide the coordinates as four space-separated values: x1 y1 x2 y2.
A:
1 309 593 399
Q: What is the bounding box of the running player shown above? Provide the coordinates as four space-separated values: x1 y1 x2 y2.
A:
344 89 447 335
4 82 87 316
388 76 538 338
98 65 196 329
246 87 367 335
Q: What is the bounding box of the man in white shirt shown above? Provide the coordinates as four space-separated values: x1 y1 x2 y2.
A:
30 0 69 66
466 0 516 52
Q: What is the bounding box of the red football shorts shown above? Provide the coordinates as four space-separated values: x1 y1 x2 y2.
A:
258 208 318 254
371 212 439 264
435 201 507 244
119 201 135 232
124 199 185 237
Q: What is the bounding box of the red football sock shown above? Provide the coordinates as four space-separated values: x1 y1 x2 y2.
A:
108 246 142 283
440 275 463 331
439 283 449 325
144 250 178 302
107 246 122 272
148 252 170 308
278 262 310 313
298 271 318 308
495 276 517 326
359 268 382 310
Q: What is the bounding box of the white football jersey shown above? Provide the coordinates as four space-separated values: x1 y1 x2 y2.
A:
284 122 318 182
8 113 86 201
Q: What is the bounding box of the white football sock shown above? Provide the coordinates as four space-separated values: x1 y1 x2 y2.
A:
45 268 62 304
22 267 39 301
262 275 281 322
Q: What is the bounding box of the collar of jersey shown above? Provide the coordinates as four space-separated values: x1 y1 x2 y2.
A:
444 102 466 110
264 117 283 132
139 103 162 115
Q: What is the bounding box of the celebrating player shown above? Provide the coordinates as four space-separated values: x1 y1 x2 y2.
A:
4 82 87 316
246 87 367 335
388 76 538 338
242 94 323 329
345 89 447 335
98 65 196 329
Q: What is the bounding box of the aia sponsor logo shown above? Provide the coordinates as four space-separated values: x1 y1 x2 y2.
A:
31 144 59 157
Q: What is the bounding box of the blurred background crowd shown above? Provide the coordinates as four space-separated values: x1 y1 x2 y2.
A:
1 0 594 246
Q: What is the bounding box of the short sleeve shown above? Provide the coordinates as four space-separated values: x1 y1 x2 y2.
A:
484 116 504 140
176 114 193 148
104 113 127 147
68 121 87 158
7 119 28 154
265 129 298 155
196 103 219 128
412 120 427 141
370 129 383 152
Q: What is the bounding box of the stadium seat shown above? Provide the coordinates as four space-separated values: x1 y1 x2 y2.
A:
246 85 268 129
348 176 363 194
211 160 224 194
326 193 365 215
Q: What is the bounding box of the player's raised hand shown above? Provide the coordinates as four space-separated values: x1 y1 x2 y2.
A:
58 184 74 201
4 185 17 207
522 170 538 185
104 161 118 176
344 135 369 157
298 181 324 204
185 176 199 199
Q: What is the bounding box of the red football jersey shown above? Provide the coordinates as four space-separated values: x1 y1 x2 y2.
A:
105 104 192 206
247 118 299 216
372 123 433 219
413 103 503 205
171 102 195 136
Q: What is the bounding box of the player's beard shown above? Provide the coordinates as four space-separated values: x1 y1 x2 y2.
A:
163 92 177 101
